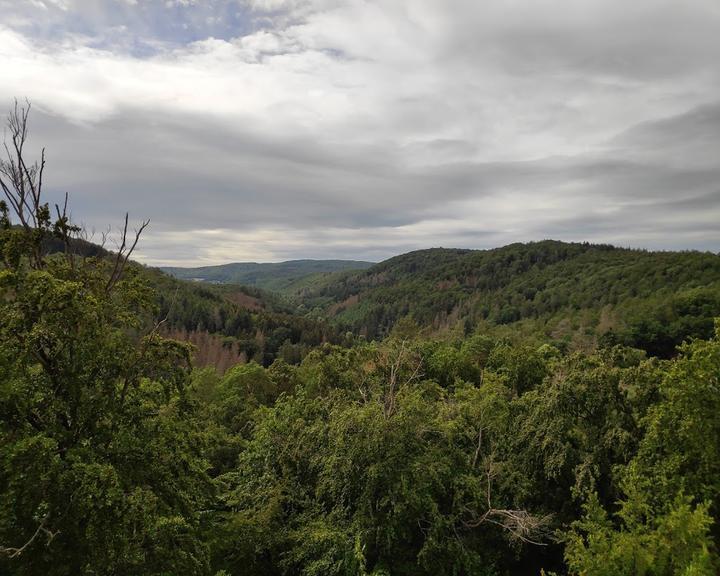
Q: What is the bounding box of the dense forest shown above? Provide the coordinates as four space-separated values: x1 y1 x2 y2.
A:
294 244 720 351
147 268 344 371
165 242 720 365
2 104 720 575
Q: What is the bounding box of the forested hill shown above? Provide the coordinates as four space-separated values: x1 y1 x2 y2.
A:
161 259 374 292
37 238 343 370
143 267 344 370
298 240 720 354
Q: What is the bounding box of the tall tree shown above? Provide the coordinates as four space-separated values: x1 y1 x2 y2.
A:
0 101 212 574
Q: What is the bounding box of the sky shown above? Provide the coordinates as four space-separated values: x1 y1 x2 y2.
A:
1 0 719 265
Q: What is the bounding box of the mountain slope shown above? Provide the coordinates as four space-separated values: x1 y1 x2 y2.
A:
143 267 342 370
41 235 344 369
161 259 374 293
298 240 720 354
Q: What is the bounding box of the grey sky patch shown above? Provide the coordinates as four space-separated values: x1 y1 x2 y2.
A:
0 0 719 264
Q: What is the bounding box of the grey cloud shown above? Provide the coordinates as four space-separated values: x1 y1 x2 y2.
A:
22 99 718 264
2 1 719 263
29 108 463 230
615 103 720 145
437 0 720 81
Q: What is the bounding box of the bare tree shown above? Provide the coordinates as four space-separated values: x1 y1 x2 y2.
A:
0 100 42 227
0 99 146 281
105 212 149 293
461 457 553 546
0 99 51 268
379 339 423 419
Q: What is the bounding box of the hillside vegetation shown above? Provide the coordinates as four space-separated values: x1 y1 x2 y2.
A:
298 241 720 356
162 259 374 293
145 268 344 371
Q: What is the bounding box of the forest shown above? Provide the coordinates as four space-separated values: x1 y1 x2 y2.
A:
2 103 720 575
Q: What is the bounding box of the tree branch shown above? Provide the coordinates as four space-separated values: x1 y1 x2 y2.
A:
0 513 58 558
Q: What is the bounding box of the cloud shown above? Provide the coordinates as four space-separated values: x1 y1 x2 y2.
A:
0 0 718 264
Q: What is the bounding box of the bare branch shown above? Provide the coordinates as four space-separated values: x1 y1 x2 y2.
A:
105 215 149 293
0 513 58 559
54 192 76 269
460 461 553 546
471 427 483 469
0 98 65 269
107 213 129 289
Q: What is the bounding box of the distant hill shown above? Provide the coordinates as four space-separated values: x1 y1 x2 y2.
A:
297 240 720 355
161 259 374 293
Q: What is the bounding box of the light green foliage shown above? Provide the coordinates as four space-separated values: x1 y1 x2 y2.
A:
565 493 716 575
212 338 544 576
564 328 720 575
625 323 720 507
513 353 641 509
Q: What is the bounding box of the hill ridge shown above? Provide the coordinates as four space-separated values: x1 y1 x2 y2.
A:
295 240 720 353
161 258 374 293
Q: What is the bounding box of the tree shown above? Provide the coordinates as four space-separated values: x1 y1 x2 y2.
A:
217 340 551 576
564 493 716 576
563 325 720 575
0 101 212 574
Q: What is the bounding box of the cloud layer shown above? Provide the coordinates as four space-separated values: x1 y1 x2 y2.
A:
1 0 718 264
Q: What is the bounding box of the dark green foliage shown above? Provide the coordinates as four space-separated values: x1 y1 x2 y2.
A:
610 288 720 358
0 105 212 574
300 242 720 349
147 267 341 366
0 225 212 574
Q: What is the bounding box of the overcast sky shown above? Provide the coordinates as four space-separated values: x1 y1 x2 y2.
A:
1 0 719 265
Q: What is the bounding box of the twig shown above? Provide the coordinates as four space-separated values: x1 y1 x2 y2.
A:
0 513 58 558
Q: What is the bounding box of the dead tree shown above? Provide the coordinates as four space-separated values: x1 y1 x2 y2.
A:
462 458 553 545
381 339 423 419
0 99 146 281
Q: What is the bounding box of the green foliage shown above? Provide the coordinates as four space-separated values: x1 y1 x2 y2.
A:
624 323 720 508
610 288 720 358
0 248 213 574
563 328 720 575
565 493 716 576
300 242 720 350
0 114 212 572
216 360 522 576
149 268 339 367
